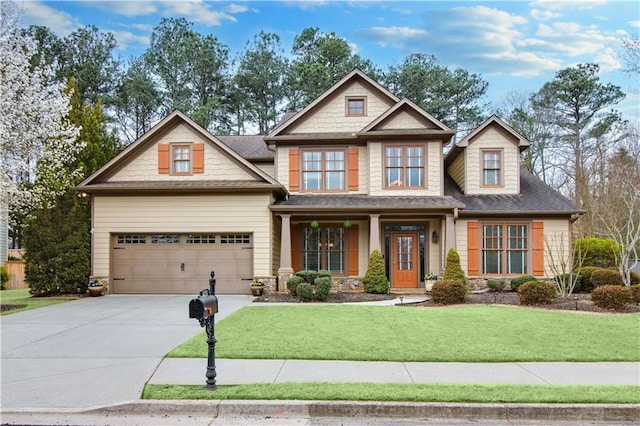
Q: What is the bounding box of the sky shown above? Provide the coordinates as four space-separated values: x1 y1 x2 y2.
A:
17 0 640 122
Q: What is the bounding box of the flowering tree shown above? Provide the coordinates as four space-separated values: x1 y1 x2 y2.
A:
0 2 80 249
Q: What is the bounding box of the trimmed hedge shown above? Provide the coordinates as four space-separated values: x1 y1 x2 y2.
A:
286 275 304 296
431 280 467 305
510 275 537 291
296 282 314 302
591 285 632 311
442 248 467 285
486 279 507 292
517 281 557 306
591 269 624 288
573 237 618 268
363 250 388 294
296 270 317 284
314 276 332 301
630 285 640 304
573 266 600 292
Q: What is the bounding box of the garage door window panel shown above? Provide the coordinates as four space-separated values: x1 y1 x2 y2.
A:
117 235 147 244
187 234 216 244
152 234 181 244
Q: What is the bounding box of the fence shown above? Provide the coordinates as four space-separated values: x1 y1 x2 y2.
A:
5 260 26 289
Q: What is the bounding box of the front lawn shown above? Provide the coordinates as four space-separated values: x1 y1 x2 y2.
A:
170 305 640 362
0 288 75 315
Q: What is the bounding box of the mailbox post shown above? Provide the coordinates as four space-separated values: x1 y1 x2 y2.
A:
188 270 219 390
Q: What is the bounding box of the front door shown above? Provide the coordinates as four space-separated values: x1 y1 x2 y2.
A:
392 233 418 288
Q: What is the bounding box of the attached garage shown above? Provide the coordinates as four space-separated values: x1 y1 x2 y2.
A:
111 233 254 294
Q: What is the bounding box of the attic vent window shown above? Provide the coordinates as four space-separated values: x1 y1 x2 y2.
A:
346 97 366 117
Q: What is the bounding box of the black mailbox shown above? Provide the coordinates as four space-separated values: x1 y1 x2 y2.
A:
189 294 218 319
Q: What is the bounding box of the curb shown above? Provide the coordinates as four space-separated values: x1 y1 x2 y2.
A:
87 400 640 422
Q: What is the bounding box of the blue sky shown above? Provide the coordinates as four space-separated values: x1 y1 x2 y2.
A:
19 0 640 121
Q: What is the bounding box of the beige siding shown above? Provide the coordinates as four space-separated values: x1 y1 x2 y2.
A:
368 141 442 196
542 219 573 279
456 219 470 276
379 111 425 130
92 194 273 278
109 123 256 182
427 220 443 277
465 126 520 195
290 82 394 134
448 154 466 192
357 221 368 277
256 164 275 178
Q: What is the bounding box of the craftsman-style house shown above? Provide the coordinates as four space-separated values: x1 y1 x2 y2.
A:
77 70 583 294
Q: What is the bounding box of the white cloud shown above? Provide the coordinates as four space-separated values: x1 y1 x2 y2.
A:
111 30 150 52
98 1 158 17
21 1 78 36
595 47 622 72
529 0 607 11
355 26 428 49
630 20 640 28
531 8 561 20
158 1 237 26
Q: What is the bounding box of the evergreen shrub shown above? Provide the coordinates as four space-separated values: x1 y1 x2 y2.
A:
630 285 640 304
296 283 314 302
486 279 507 292
573 267 600 292
431 280 467 305
510 275 537 291
363 250 388 294
442 248 467 285
317 269 332 278
591 285 633 311
314 276 332 301
591 269 623 288
517 281 557 306
296 270 317 284
286 275 304 296
573 237 618 268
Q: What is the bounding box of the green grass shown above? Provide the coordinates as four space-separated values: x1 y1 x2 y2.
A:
169 305 640 362
0 288 76 315
143 383 640 404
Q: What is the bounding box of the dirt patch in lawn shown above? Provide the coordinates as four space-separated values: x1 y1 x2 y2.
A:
0 304 27 313
254 291 640 314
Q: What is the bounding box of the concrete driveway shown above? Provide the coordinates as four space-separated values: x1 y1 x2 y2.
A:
0 294 253 410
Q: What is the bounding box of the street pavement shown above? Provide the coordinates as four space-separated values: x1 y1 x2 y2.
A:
1 294 639 425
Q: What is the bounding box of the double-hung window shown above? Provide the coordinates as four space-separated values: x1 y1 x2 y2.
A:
384 145 425 189
482 150 501 187
346 97 365 116
302 150 345 191
303 226 345 274
482 223 528 275
173 145 191 175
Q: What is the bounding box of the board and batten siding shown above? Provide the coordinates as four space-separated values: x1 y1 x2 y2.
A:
288 82 394 134
108 123 256 182
91 194 273 279
465 126 520 195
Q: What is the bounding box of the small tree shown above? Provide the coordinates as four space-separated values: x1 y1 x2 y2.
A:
442 248 467 286
545 234 585 297
363 250 388 294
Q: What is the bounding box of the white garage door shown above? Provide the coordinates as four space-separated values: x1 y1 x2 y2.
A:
111 233 253 294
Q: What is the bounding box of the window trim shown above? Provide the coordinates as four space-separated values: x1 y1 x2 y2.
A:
301 148 347 193
481 149 503 188
383 144 426 190
172 143 192 176
480 222 529 276
300 225 347 276
346 96 366 117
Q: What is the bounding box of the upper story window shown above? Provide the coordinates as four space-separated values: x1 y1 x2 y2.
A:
384 145 425 189
346 97 366 117
302 149 345 192
173 144 191 175
482 150 502 187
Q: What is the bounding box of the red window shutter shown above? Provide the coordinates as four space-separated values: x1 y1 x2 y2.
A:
158 144 169 174
348 147 359 191
348 225 359 276
467 221 479 276
532 221 544 277
291 224 301 273
193 143 204 173
289 149 300 191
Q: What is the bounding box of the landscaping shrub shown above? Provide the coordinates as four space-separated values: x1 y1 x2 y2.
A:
363 250 388 294
591 285 632 311
553 273 582 293
574 266 600 292
510 275 537 291
286 276 304 296
590 269 623 288
442 248 467 285
573 237 618 268
0 266 9 290
630 285 640 304
296 282 314 302
486 279 507 292
517 281 557 306
314 276 332 301
317 269 332 278
431 280 467 305
296 270 317 284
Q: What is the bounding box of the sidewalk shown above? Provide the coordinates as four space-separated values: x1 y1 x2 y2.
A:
149 358 640 386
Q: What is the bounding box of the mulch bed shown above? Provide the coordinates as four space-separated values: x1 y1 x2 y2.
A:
254 291 640 314
0 304 26 313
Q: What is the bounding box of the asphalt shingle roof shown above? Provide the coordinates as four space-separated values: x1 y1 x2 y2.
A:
216 135 273 160
272 194 465 210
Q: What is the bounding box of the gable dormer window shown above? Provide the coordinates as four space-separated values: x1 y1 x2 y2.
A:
346 97 366 117
482 150 502 187
173 144 191 175
384 145 425 189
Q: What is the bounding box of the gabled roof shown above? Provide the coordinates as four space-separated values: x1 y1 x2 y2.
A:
444 168 584 215
359 98 455 141
77 110 283 193
217 135 273 161
445 115 530 165
265 69 399 141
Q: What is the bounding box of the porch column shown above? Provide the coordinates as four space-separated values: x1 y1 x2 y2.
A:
369 214 381 253
445 213 456 254
277 214 294 290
